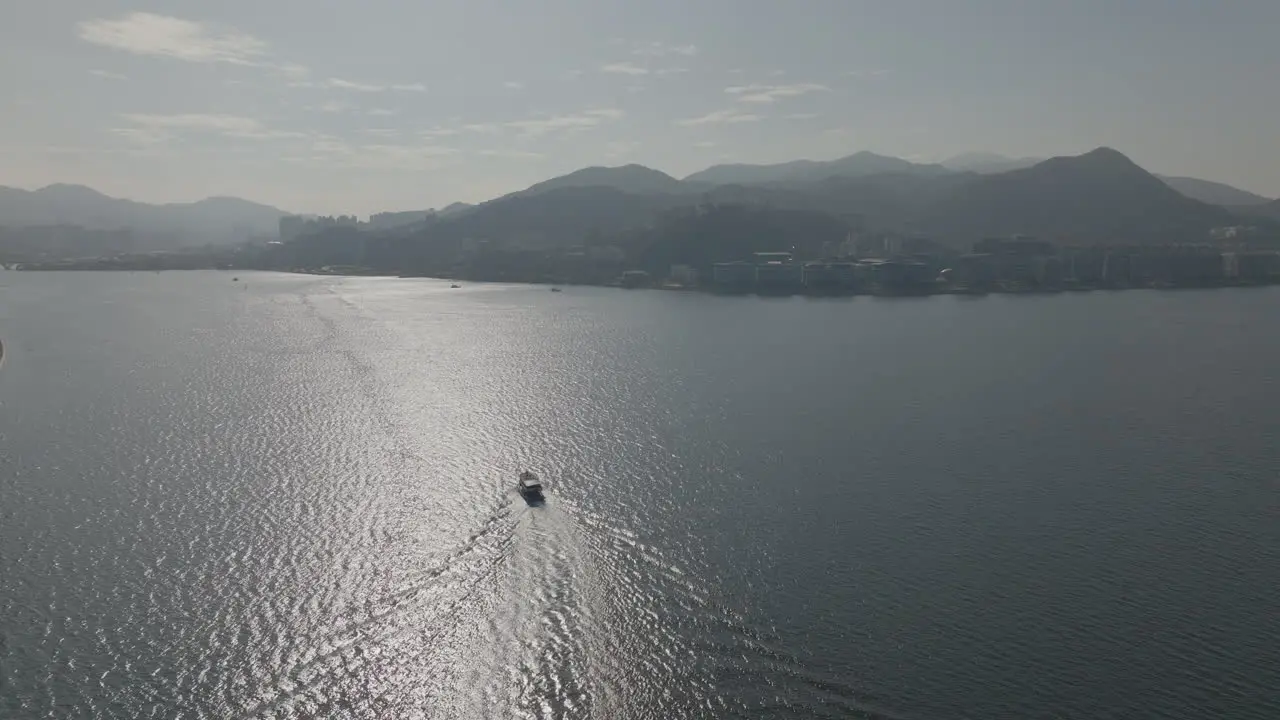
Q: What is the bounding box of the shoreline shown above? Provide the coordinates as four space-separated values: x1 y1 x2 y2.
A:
12 265 1280 297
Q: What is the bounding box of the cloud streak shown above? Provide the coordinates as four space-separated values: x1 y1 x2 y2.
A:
631 41 698 57
600 62 648 76
479 149 545 159
726 82 829 103
114 113 306 144
294 78 426 93
456 110 624 137
89 69 128 80
78 13 266 65
298 138 460 171
77 12 308 78
675 109 762 126
502 109 624 136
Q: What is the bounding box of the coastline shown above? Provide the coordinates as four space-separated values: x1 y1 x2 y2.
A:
12 264 1280 297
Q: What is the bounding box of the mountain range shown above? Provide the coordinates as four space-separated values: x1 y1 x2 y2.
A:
1 149 1276 254
414 147 1270 250
683 151 953 186
939 153 1274 206
0 184 288 247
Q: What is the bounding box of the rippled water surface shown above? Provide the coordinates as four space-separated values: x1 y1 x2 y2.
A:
1 271 1278 719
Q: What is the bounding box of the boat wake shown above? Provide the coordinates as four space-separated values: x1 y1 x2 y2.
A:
233 485 774 720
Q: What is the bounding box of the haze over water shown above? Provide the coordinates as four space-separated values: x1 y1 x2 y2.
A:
2 271 1278 719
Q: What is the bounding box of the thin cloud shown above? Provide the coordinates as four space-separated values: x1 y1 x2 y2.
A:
631 41 698 57
604 140 639 158
844 69 890 77
78 13 267 66
676 109 762 126
312 100 349 113
292 136 460 171
122 113 263 133
693 141 717 148
292 78 426 93
327 78 384 92
503 81 525 90
89 69 128 80
503 108 624 136
77 12 310 78
785 113 819 120
479 149 545 159
110 128 169 146
655 67 689 76
356 143 458 163
726 82 829 103
273 63 310 79
600 63 648 76
0 145 128 156
367 108 397 117
115 113 306 142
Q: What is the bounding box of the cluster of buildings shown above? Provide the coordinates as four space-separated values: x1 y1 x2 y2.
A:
277 215 361 243
711 253 936 295
951 236 1280 290
708 233 1280 295
277 211 433 244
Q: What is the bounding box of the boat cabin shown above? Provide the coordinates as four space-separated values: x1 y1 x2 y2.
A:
518 471 543 495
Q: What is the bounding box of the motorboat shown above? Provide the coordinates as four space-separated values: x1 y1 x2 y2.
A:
450 283 461 289
518 471 544 501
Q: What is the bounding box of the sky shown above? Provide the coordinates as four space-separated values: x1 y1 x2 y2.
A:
2 0 1278 215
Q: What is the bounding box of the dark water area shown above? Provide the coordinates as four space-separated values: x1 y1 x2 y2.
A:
1 271 1277 719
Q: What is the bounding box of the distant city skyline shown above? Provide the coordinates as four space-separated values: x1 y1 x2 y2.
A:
2 0 1279 215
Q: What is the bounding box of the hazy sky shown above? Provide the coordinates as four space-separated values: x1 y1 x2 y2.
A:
2 0 1278 214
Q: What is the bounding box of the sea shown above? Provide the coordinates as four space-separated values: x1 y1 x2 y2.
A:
1 271 1277 719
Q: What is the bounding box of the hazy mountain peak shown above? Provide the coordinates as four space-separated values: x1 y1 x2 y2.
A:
0 183 288 244
684 151 949 187
942 151 1272 206
521 164 685 196
36 183 111 199
941 152 1043 173
923 146 1233 244
1156 176 1273 206
1077 146 1136 166
1030 147 1150 180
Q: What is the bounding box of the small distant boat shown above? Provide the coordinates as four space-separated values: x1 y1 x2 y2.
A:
232 277 239 281
549 287 562 292
450 283 461 289
518 471 544 502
